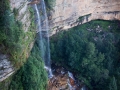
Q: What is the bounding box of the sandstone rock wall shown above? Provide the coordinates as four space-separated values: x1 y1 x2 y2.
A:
10 0 31 32
10 0 35 55
49 0 120 35
0 0 35 82
0 54 14 82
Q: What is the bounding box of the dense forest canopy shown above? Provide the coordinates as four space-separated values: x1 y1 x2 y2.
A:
9 41 48 90
50 20 120 90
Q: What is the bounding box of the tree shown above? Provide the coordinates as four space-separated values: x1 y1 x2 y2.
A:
50 20 120 90
9 42 48 90
109 76 117 90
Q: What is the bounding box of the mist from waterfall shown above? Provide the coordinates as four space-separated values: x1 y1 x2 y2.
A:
34 1 53 78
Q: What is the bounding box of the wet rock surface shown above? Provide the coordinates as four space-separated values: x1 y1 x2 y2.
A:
48 67 86 90
0 54 14 82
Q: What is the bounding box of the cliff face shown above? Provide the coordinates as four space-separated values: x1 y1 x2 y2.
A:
49 0 120 35
0 54 14 82
0 0 35 82
10 0 31 32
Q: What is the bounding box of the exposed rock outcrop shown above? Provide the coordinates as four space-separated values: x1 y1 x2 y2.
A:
49 0 120 35
0 54 14 82
10 0 31 32
28 0 41 5
0 0 35 82
10 0 35 54
48 67 86 90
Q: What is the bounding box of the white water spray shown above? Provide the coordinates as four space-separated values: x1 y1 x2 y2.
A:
34 1 53 78
41 0 53 78
68 71 75 90
35 4 44 60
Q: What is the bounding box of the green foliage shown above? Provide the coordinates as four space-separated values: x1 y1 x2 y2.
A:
0 31 6 44
13 8 18 17
0 75 13 90
109 76 117 90
45 0 56 9
50 20 120 90
9 42 48 90
0 0 36 68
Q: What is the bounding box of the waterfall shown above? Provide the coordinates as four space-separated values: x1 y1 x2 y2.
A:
34 4 44 59
41 0 53 78
34 1 53 78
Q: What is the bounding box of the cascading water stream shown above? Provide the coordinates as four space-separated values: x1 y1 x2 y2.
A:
41 0 50 66
34 4 44 59
41 0 53 78
34 1 53 78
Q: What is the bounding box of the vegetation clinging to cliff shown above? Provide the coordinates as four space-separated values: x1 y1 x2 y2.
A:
9 41 48 90
0 0 36 68
45 0 56 10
